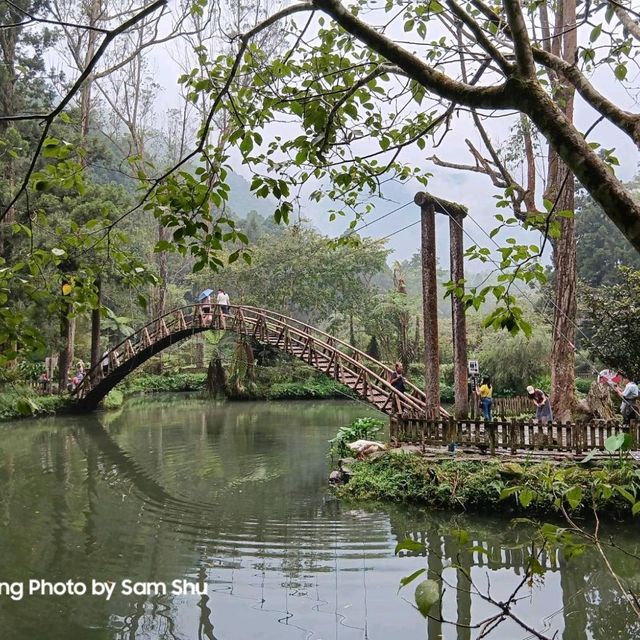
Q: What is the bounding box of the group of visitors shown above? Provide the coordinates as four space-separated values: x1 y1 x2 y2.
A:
67 362 85 391
201 289 230 323
388 364 557 424
475 378 553 423
388 361 640 426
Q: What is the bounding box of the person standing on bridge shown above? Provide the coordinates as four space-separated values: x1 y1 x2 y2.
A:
619 375 639 425
390 362 406 394
217 289 230 315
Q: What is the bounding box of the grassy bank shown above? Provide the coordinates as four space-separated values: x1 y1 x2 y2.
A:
0 385 70 420
337 452 640 520
0 361 354 422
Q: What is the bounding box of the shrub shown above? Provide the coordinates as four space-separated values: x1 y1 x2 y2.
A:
0 385 68 420
575 377 592 394
102 389 124 409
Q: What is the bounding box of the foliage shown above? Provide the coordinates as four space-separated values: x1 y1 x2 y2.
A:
101 388 124 410
583 267 640 378
208 226 389 328
329 416 385 458
477 326 551 395
339 453 640 519
0 385 68 420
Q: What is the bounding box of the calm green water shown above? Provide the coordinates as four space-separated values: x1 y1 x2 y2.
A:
0 396 638 639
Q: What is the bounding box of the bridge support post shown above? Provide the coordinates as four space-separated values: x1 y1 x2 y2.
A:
449 211 469 418
415 194 440 418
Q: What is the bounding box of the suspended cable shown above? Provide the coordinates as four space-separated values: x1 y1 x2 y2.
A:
430 194 639 415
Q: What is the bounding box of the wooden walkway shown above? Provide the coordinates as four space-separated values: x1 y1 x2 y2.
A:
72 304 449 416
392 416 640 455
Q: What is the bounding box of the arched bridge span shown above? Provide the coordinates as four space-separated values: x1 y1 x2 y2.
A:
72 305 446 417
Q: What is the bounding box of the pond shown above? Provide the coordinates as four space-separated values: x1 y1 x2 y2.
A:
0 396 637 639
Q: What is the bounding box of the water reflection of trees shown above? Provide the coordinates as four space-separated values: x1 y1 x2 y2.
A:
387 506 640 639
1 404 640 639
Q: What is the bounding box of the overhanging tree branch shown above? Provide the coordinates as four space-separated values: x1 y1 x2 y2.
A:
312 0 512 109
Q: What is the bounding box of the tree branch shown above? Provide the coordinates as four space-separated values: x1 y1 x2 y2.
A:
445 0 513 75
312 0 512 109
610 0 640 41
502 0 536 76
0 0 168 222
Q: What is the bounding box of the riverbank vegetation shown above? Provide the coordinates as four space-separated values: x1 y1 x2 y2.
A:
338 452 640 520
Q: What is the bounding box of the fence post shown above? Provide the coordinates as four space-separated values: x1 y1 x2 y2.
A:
489 424 496 456
575 422 582 456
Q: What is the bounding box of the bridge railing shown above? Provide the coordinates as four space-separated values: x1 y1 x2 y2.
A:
235 305 432 415
72 303 448 417
239 305 435 409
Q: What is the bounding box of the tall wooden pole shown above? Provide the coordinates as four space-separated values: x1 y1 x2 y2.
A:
90 277 101 370
415 193 440 418
449 212 469 417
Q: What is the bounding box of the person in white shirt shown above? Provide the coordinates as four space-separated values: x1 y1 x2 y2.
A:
217 289 230 315
620 376 639 424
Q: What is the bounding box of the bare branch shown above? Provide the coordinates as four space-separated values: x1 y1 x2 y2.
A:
502 0 536 76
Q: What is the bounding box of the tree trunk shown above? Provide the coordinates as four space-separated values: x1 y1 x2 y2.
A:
0 9 18 257
547 0 578 422
195 335 205 369
206 357 227 398
449 213 469 417
349 314 357 349
90 277 101 370
152 223 168 374
58 305 75 394
550 184 577 422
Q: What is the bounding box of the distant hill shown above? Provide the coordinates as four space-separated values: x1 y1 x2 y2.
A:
225 171 277 219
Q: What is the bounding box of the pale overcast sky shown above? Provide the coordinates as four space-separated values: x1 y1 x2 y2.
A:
123 1 640 264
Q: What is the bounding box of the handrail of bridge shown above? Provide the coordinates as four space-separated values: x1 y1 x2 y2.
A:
72 303 447 416
234 305 430 415
239 305 431 405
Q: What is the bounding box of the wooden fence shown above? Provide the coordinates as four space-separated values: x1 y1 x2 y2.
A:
391 416 640 455
470 395 532 419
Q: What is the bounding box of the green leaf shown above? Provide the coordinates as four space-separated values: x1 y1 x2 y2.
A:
579 448 598 464
565 486 582 510
632 501 640 516
605 433 626 453
616 486 636 505
614 63 627 81
589 24 602 42
468 545 490 556
519 488 534 508
414 579 440 618
395 538 426 555
398 568 426 591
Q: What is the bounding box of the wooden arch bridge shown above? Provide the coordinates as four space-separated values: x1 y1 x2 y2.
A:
72 304 447 416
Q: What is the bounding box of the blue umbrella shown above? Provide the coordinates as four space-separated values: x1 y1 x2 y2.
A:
197 289 214 302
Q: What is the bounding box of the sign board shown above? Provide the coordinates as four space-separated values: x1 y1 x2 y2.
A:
468 360 479 375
